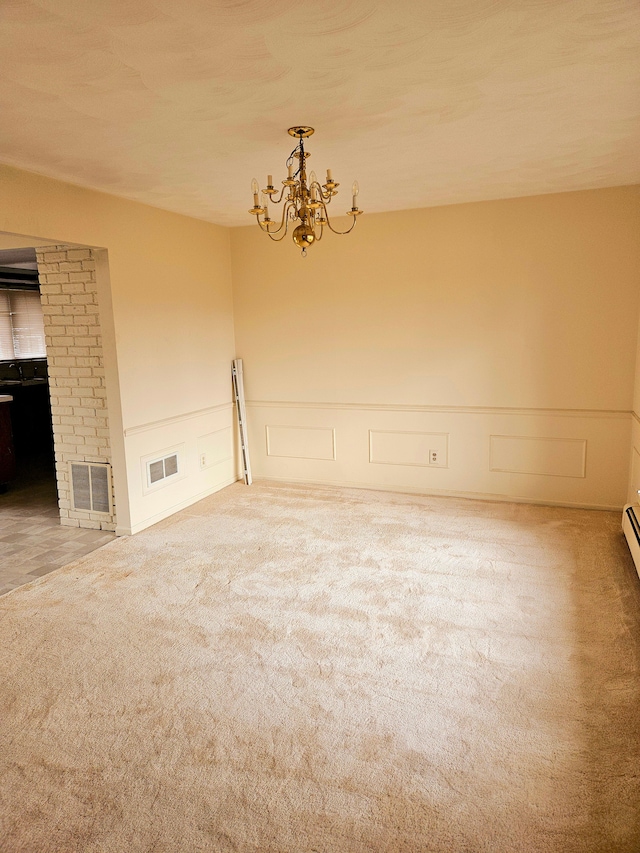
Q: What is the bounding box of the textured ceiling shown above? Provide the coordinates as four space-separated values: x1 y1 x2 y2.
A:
1 1 639 226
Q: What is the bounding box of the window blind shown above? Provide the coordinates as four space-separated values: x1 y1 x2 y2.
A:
0 290 46 360
0 293 14 360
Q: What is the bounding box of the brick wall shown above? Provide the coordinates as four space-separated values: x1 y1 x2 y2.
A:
36 245 116 531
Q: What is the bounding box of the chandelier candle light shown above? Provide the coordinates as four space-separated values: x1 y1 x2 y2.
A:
248 126 362 257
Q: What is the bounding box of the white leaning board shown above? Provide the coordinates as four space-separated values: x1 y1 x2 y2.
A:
232 358 252 485
622 502 640 581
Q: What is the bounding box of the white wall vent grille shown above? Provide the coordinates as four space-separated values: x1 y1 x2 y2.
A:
146 451 181 488
140 444 186 494
70 462 113 515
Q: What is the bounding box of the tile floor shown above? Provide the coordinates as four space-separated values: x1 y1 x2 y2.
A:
0 456 115 596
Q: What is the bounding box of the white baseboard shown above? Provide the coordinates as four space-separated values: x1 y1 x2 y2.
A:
252 474 624 512
116 475 240 536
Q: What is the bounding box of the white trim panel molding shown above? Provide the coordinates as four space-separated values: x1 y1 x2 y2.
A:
245 400 631 510
266 425 336 461
489 435 587 478
124 399 238 534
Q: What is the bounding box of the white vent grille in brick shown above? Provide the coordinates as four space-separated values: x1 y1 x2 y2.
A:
70 462 112 515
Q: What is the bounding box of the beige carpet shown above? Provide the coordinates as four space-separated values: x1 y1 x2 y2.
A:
1 481 639 852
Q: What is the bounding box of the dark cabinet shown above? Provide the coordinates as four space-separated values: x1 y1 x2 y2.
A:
0 398 17 486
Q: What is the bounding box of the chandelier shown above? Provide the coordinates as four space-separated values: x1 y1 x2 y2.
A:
248 126 363 257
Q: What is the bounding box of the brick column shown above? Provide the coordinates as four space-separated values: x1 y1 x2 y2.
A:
36 245 116 531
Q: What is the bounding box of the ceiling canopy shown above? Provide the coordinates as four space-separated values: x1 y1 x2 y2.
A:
1 0 638 226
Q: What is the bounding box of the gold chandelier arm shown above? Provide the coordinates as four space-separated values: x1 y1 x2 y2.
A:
267 228 291 242
309 179 327 201
261 200 293 235
269 186 288 204
258 201 292 236
266 212 292 241
323 206 358 236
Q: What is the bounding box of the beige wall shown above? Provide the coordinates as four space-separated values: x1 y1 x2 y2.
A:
0 165 237 534
630 314 640 506
1 164 638 521
636 324 640 419
232 186 640 509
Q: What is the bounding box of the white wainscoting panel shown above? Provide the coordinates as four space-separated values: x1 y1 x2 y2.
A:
629 414 640 505
631 446 640 500
489 435 587 478
369 430 448 467
266 425 336 461
198 427 234 469
122 402 238 535
246 401 631 510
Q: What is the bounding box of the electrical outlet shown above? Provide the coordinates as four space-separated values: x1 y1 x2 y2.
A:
200 453 207 468
430 449 439 466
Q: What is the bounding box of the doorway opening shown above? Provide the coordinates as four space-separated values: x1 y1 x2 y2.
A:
0 239 116 596
0 247 54 499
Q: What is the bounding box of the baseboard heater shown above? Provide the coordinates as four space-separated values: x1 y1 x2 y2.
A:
622 502 640 580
